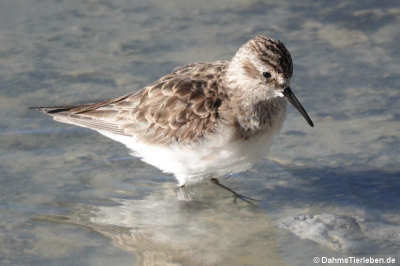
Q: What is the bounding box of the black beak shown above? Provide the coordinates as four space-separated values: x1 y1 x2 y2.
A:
283 87 314 127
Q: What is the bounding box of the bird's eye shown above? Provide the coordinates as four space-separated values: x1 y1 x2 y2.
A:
263 72 272 79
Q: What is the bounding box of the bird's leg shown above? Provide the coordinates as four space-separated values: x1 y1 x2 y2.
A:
210 178 258 205
176 184 192 201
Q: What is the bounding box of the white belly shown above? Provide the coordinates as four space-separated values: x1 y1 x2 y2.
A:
98 117 285 186
98 99 287 186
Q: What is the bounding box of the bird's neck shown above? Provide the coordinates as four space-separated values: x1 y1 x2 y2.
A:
235 96 287 133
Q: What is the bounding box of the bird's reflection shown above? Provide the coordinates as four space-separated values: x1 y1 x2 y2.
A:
36 182 286 266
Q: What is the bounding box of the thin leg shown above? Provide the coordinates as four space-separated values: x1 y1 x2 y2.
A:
210 178 258 205
176 185 192 201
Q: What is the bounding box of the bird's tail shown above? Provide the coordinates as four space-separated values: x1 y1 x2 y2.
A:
29 106 77 114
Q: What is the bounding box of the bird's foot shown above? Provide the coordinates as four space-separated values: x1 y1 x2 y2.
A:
210 178 258 206
176 185 192 201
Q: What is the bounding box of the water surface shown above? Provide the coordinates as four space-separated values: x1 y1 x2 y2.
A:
1 0 399 265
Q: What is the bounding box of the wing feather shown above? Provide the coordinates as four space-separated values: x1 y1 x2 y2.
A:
34 61 228 144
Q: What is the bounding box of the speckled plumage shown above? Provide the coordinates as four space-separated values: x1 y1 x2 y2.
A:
44 61 228 145
34 35 313 187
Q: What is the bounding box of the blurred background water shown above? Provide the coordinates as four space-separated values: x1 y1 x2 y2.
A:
0 0 399 265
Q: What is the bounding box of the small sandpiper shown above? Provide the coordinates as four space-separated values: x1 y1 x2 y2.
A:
32 35 314 202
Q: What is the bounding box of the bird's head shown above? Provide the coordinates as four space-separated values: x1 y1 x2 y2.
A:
226 34 313 127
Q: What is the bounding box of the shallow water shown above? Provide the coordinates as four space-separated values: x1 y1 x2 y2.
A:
1 0 400 265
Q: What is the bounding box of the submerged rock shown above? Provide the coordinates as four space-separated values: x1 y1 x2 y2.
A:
279 213 378 251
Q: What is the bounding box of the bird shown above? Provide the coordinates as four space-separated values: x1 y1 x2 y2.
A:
31 34 314 202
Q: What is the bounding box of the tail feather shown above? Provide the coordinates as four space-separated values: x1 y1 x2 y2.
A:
29 104 128 136
29 106 77 114
29 93 135 135
29 94 132 115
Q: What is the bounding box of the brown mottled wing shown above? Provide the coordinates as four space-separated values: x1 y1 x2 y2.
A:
37 62 227 144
